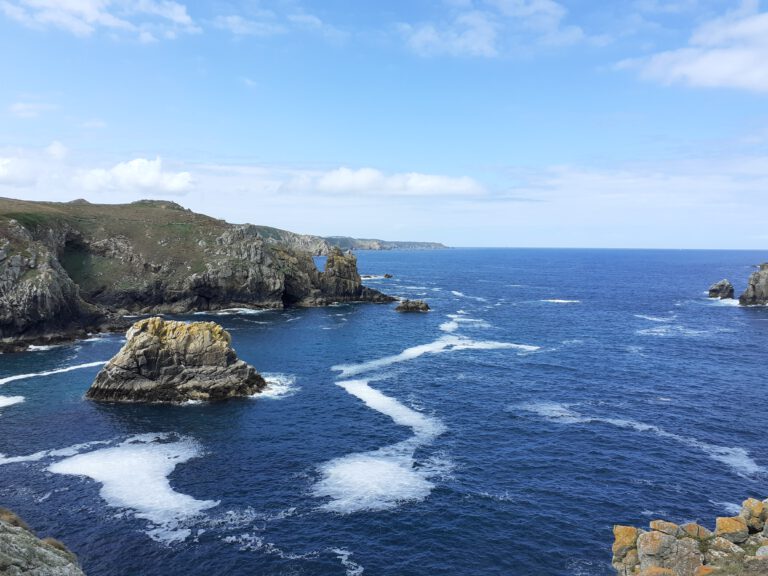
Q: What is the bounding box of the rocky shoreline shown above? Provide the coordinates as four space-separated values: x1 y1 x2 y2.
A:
0 198 395 352
613 497 768 576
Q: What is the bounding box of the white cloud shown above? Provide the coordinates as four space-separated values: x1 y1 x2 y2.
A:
0 0 199 40
46 141 68 159
399 0 587 58
399 10 499 57
307 167 485 197
80 157 192 194
8 101 55 118
620 1 768 92
213 14 284 36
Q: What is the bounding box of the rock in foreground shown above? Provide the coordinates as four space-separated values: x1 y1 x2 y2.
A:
0 508 84 576
395 299 430 313
708 279 734 299
612 497 768 576
86 317 265 403
739 264 768 305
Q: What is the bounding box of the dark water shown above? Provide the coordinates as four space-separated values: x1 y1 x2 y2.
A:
1 249 767 576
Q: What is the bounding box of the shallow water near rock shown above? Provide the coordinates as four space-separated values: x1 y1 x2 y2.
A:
1 248 767 575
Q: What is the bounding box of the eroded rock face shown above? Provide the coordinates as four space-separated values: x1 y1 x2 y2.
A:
739 263 768 305
0 508 84 576
86 317 265 403
395 299 430 312
708 279 734 299
612 497 768 576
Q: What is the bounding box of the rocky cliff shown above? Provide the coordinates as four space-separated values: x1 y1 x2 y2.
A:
324 236 447 251
0 197 393 350
739 264 768 306
0 508 84 575
612 498 768 576
87 317 265 403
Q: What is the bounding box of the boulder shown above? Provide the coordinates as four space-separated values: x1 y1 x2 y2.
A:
708 279 734 299
395 299 430 313
715 516 749 543
0 508 84 575
86 317 266 403
740 498 767 532
739 263 768 305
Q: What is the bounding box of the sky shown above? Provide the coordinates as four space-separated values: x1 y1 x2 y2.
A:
1 0 768 248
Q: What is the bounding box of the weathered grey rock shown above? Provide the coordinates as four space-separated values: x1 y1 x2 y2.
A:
708 279 734 299
739 263 768 305
0 509 84 575
86 317 266 403
636 530 703 576
395 299 430 313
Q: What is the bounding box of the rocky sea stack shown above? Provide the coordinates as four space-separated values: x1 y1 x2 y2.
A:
739 263 768 306
612 497 768 576
0 508 84 575
396 299 430 312
708 279 734 300
86 317 265 403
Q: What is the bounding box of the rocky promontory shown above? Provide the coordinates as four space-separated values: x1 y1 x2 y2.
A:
612 497 768 576
0 508 84 575
739 264 768 306
86 317 265 403
0 198 394 350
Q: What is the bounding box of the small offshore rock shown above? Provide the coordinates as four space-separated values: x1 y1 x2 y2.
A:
384 273 393 279
86 317 266 403
395 299 430 313
708 279 734 299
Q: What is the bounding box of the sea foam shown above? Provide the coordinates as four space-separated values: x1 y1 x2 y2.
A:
332 335 538 378
0 395 24 410
0 361 106 386
259 373 300 400
49 433 218 543
516 402 763 476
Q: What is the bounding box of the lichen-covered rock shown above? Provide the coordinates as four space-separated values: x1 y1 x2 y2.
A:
740 498 767 532
739 263 768 305
650 520 682 537
636 530 702 576
681 523 713 540
715 516 749 543
395 299 431 313
612 525 641 574
0 508 84 575
86 317 265 403
708 279 734 299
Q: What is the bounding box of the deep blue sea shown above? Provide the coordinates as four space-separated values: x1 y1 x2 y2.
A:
1 248 768 576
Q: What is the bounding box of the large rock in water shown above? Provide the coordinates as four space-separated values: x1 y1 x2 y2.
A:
708 279 734 299
0 508 85 575
739 263 768 305
395 299 430 312
86 317 265 403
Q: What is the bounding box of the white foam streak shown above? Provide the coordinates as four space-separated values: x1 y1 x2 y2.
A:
259 373 300 399
0 395 24 409
439 314 491 334
332 548 365 576
333 336 538 378
338 380 445 439
0 439 112 465
541 299 581 304
634 314 676 323
0 361 106 386
517 402 763 476
49 433 218 542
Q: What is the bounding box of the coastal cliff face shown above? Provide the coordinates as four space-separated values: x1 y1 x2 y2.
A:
739 264 768 305
87 317 265 403
0 198 393 349
612 498 768 576
0 508 85 575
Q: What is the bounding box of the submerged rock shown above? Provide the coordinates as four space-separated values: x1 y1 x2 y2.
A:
611 497 768 576
395 299 430 313
86 317 265 403
739 264 768 305
708 279 734 299
0 508 84 575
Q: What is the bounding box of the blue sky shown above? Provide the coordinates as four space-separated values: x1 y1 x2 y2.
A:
1 0 768 248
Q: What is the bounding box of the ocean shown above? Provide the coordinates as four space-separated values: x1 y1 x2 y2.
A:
1 248 767 575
